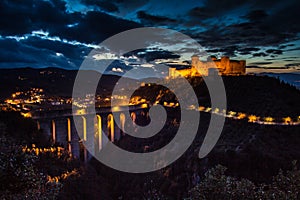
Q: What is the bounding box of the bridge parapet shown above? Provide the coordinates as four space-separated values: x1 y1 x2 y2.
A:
32 104 148 119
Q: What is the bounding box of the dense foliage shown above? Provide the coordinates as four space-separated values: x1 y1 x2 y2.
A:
189 163 300 199
0 112 80 199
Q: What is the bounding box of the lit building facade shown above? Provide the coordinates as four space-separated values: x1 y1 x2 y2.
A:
169 55 246 78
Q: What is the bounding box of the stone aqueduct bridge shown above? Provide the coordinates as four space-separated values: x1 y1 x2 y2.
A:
32 105 149 161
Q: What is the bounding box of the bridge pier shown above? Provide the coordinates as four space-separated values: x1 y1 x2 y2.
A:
107 114 114 142
37 121 41 131
67 118 71 142
32 107 149 163
95 115 102 156
51 120 56 143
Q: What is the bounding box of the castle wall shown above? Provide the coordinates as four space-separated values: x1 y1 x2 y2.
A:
169 68 191 78
228 60 246 75
168 56 246 78
221 57 230 74
177 69 192 77
193 61 209 76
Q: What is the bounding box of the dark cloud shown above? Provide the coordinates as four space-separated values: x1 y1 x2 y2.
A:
64 11 140 43
0 0 141 44
247 66 288 69
188 0 286 20
279 44 295 49
286 47 300 52
124 49 180 62
252 52 268 57
0 39 36 63
185 0 300 61
262 1 300 34
205 46 238 57
137 11 176 25
206 49 221 53
0 38 79 69
249 62 273 65
188 7 211 19
243 10 268 22
238 47 260 55
265 49 283 55
285 63 300 67
22 37 88 61
81 0 119 12
189 0 249 20
0 0 144 69
0 0 73 35
242 47 260 52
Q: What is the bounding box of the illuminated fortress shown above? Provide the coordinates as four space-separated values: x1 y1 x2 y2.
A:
169 55 246 78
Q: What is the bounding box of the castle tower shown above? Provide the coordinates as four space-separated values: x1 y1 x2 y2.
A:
239 60 246 74
168 67 177 78
191 55 209 76
191 55 200 66
221 56 230 74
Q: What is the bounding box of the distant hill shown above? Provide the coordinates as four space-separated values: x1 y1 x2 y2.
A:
260 72 300 89
222 75 300 118
0 67 138 99
0 68 299 119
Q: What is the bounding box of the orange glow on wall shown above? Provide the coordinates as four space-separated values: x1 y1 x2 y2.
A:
81 116 87 141
52 120 56 143
107 114 114 142
96 115 102 151
67 118 71 142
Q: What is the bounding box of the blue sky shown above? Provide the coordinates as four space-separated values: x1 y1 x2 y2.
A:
0 0 299 74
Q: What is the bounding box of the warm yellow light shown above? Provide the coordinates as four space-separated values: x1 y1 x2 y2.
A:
188 105 196 110
141 103 148 108
205 107 212 112
198 106 205 111
237 112 246 119
248 115 258 122
76 109 86 115
264 117 274 123
283 117 292 124
112 106 120 112
21 112 32 118
228 111 236 116
213 108 220 113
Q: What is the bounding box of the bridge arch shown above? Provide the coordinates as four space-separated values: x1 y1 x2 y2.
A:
81 116 87 141
37 120 40 131
67 118 72 142
95 115 102 152
130 112 136 124
51 120 56 143
107 114 114 142
120 113 125 135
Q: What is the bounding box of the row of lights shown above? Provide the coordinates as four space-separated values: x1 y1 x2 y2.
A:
22 144 68 157
47 169 79 184
189 105 299 125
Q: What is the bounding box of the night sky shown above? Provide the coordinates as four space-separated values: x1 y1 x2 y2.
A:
0 0 300 74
